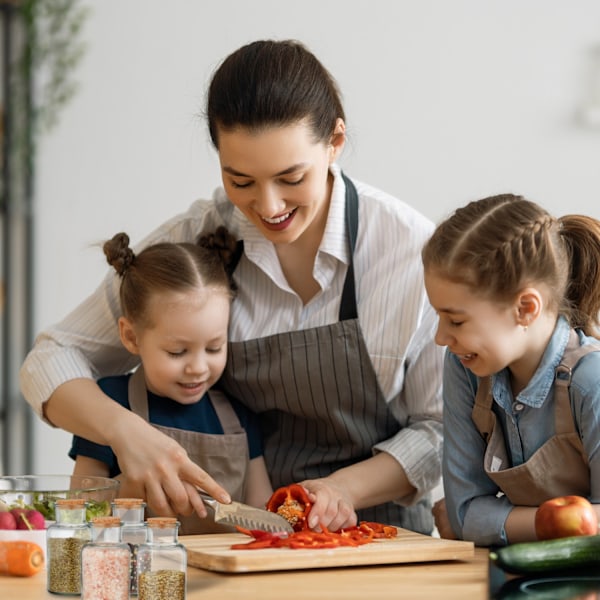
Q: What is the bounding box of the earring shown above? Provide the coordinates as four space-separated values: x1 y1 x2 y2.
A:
523 325 528 332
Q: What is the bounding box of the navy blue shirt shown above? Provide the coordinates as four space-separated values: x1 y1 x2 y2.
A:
69 374 264 478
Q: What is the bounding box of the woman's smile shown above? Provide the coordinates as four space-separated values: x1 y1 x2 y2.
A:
261 207 298 229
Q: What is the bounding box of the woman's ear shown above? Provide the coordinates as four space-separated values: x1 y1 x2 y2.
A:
119 316 141 355
328 118 346 163
515 288 543 327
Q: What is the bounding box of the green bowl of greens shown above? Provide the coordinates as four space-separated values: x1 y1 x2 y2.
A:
0 475 119 522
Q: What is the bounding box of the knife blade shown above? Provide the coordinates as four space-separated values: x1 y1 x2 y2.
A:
198 492 294 534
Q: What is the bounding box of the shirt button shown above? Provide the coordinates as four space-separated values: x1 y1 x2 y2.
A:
513 403 524 412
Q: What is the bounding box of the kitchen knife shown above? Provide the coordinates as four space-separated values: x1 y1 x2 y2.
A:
198 492 294 534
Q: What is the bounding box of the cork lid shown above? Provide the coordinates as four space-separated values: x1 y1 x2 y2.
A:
112 498 145 508
146 517 179 528
55 498 87 508
91 516 122 527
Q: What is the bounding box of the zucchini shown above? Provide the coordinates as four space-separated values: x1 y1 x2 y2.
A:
490 535 600 575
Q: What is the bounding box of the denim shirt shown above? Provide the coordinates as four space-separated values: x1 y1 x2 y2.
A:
442 316 600 546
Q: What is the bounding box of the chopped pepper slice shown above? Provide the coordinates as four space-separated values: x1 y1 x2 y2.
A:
230 521 397 550
266 484 312 531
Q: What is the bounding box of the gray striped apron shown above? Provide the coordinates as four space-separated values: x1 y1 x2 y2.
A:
220 173 433 534
128 365 249 534
472 329 599 505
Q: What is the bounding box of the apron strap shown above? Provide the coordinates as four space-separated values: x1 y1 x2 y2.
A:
207 390 245 434
128 366 149 420
339 172 359 322
471 376 494 443
554 329 600 435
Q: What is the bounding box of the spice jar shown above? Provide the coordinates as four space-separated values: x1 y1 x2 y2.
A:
81 516 131 600
137 517 187 600
46 498 92 595
112 498 147 595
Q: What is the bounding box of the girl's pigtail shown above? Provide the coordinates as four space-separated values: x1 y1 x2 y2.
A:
559 214 600 337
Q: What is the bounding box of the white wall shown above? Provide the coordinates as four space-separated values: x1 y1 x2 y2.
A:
31 1 600 473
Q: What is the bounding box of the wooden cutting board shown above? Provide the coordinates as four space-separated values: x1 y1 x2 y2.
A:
181 528 475 573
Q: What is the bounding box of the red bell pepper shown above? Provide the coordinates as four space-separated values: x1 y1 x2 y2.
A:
266 484 312 531
230 522 398 550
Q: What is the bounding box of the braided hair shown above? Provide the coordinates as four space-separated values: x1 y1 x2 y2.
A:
422 194 600 337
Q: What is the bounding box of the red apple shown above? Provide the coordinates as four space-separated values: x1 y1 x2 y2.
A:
535 495 599 541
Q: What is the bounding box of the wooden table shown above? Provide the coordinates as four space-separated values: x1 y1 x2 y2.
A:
1 547 490 599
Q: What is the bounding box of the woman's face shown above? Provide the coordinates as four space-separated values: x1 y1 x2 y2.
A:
217 119 344 246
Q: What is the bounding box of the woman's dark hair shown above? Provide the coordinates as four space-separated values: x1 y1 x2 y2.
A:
422 193 600 337
104 226 238 326
207 39 345 147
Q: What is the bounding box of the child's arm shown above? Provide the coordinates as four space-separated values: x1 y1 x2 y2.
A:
505 503 600 543
243 456 273 510
504 506 538 543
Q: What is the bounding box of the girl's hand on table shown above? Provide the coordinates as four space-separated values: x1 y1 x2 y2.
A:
433 497 457 539
300 478 358 531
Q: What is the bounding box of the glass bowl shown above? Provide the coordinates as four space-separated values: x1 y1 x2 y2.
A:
0 475 120 522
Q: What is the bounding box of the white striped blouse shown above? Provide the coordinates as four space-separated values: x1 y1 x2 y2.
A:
20 163 444 502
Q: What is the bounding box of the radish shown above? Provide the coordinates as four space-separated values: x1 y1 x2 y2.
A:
0 512 18 530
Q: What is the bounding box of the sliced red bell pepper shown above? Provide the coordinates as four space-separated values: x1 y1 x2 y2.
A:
230 521 396 550
266 484 312 531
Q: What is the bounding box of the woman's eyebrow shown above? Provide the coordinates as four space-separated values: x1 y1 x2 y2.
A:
222 163 308 177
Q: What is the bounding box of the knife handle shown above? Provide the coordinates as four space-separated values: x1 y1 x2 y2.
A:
197 491 219 511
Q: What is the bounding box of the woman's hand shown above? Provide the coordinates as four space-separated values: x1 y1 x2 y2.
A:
44 379 231 518
299 478 358 531
432 498 457 539
109 415 231 517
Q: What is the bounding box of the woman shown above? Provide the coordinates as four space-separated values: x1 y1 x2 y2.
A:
20 39 443 533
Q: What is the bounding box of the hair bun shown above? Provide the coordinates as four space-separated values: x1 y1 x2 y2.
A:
103 232 135 276
198 226 238 269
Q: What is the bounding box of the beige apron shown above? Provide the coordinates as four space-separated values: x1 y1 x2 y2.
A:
219 173 433 533
128 366 249 534
472 329 600 506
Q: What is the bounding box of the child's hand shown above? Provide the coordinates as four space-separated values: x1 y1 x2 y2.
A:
432 497 457 539
299 478 358 531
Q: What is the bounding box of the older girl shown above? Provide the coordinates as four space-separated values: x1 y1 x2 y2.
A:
423 194 600 546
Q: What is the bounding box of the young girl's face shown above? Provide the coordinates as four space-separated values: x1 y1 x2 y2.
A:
217 119 343 246
424 271 527 377
122 288 230 404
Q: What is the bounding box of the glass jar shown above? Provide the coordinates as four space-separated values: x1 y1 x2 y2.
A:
81 516 131 600
137 517 187 600
46 498 92 595
112 498 147 595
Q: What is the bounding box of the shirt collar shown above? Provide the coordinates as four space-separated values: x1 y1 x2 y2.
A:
319 163 350 265
494 315 571 408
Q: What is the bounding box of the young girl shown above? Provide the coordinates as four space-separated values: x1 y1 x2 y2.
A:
422 193 600 546
21 39 443 533
70 227 272 534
